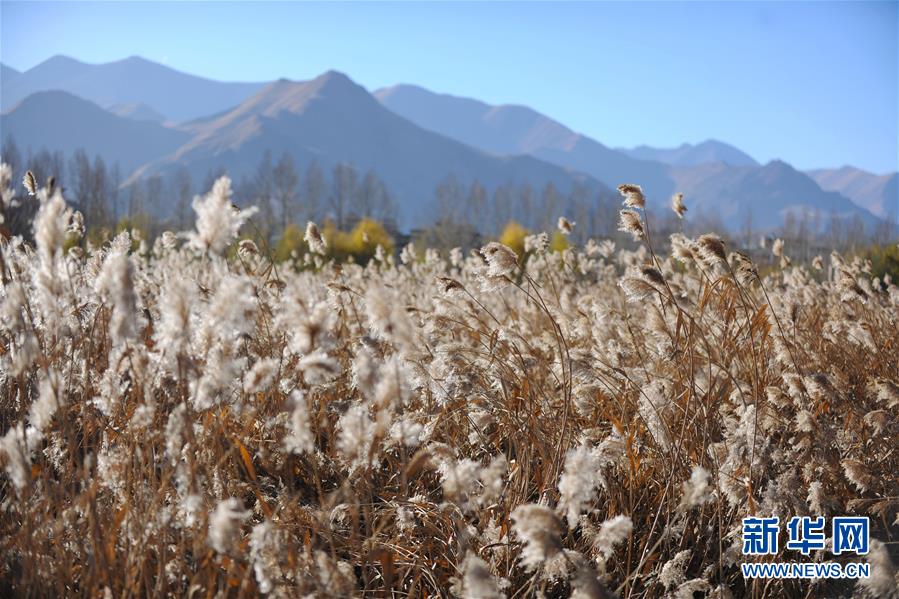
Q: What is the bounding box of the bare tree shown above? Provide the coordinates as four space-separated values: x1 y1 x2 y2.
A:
145 174 164 223
171 167 193 230
1 137 33 238
740 207 754 250
781 211 798 244
249 151 276 237
845 214 865 251
273 152 299 230
517 183 534 230
356 170 396 223
109 163 121 221
88 155 113 227
330 163 358 229
538 182 561 233
827 211 844 249
490 184 515 235
2 137 22 180
128 180 145 219
797 209 812 263
435 175 463 226
464 180 487 228
69 149 93 215
873 215 896 245
302 161 325 223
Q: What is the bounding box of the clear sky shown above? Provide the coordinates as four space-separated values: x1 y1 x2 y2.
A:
1 1 897 173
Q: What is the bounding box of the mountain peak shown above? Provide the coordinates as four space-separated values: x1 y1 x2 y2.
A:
3 54 267 121
251 70 366 103
375 82 427 97
807 166 898 222
832 164 871 176
1 63 21 80
187 69 375 135
33 54 84 69
620 139 758 167
763 158 792 171
1 89 188 173
757 159 797 178
107 101 167 123
118 55 155 66
263 77 300 91
308 69 361 94
319 69 351 80
9 89 91 111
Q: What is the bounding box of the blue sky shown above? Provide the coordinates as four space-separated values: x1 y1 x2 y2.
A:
1 1 897 173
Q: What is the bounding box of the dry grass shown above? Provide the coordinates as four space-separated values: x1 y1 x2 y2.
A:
1 173 898 598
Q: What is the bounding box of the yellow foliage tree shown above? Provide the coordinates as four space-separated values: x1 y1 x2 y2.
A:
549 231 570 253
274 223 306 262
322 218 394 263
498 221 528 256
346 218 394 258
862 243 899 282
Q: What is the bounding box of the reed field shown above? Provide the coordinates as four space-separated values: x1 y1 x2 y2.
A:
1 168 897 598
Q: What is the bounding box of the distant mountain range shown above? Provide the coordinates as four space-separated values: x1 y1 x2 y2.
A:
128 72 605 226
807 166 897 222
617 140 759 168
1 90 188 173
1 55 265 122
375 84 892 229
1 54 895 231
664 160 878 229
374 83 677 208
106 102 167 124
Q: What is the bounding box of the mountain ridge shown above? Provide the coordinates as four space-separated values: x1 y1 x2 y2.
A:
127 70 612 228
667 159 883 230
807 166 898 223
375 81 886 231
1 54 266 122
0 90 189 173
375 83 679 205
618 140 759 167
1 54 891 233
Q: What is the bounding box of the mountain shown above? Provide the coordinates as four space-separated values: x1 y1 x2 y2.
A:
106 102 167 124
618 140 759 167
0 90 189 173
375 84 678 203
133 72 610 227
807 166 898 223
667 160 882 230
376 82 883 232
1 55 265 122
1 63 20 88
2 57 886 234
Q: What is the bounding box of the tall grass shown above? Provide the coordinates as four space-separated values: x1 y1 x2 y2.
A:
1 171 897 598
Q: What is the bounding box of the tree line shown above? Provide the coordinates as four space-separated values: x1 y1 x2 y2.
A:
2 137 894 260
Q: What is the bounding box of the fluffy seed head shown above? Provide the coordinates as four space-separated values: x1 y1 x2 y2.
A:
594 514 633 560
511 504 563 571
680 465 712 509
617 209 645 241
671 192 687 218
208 498 250 553
480 242 518 277
188 176 258 254
617 184 645 208
305 221 327 254
772 238 785 258
23 170 37 196
696 234 727 265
